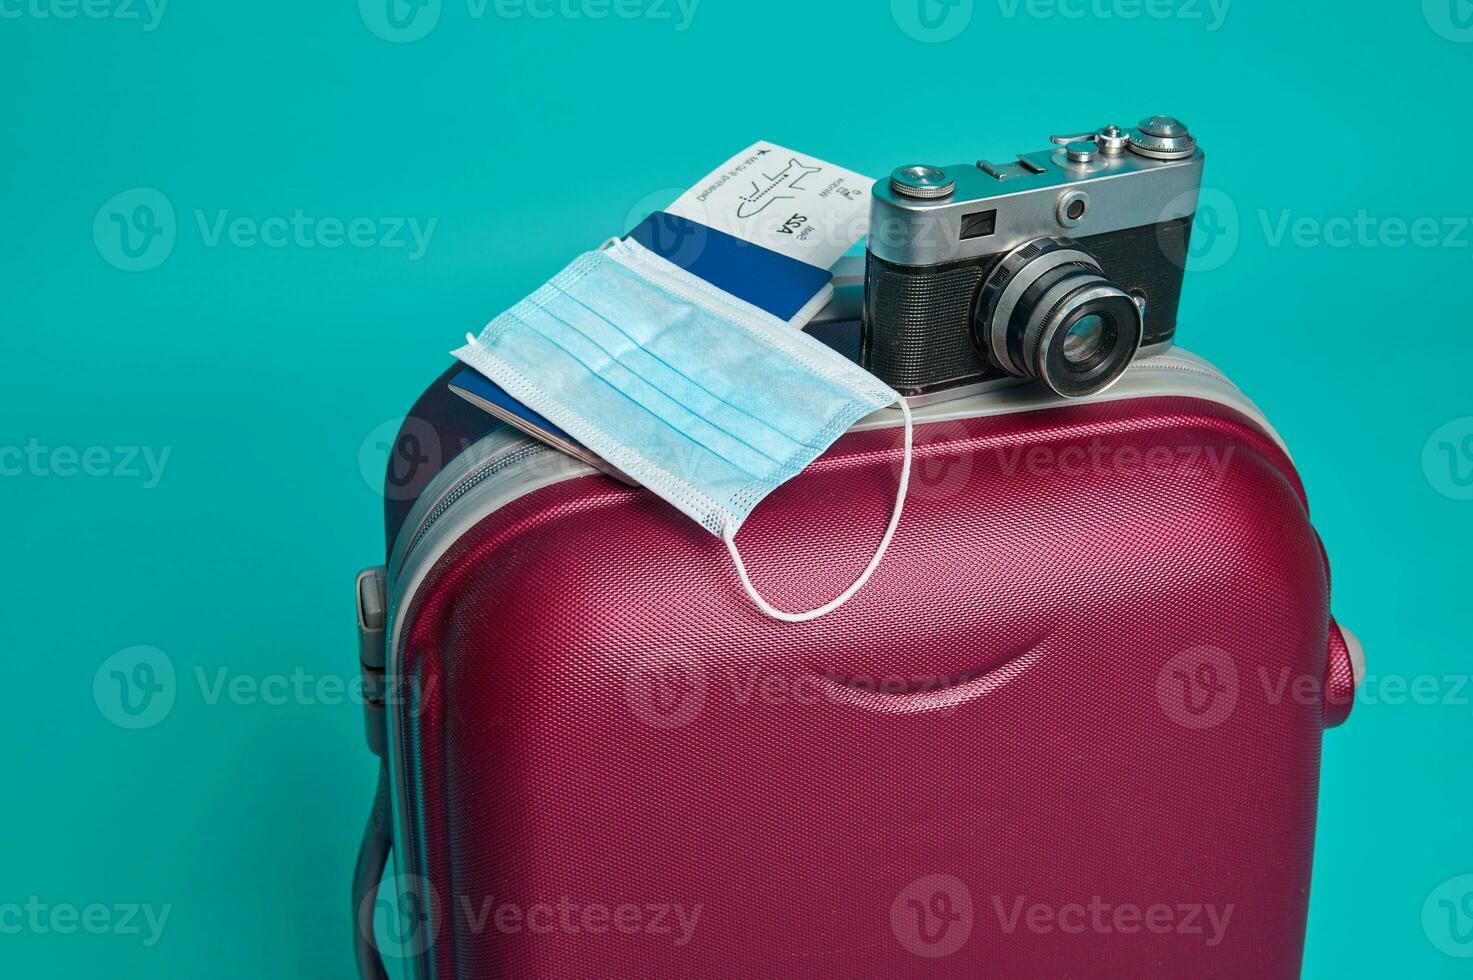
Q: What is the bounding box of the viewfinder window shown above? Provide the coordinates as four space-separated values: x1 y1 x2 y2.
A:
960 210 997 240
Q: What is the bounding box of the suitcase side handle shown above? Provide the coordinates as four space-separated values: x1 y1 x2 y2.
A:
354 566 393 979
1324 618 1364 728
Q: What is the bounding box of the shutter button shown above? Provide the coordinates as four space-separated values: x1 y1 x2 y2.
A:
891 165 956 200
1065 141 1097 164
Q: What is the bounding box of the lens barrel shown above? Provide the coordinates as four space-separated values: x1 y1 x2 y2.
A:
973 238 1144 398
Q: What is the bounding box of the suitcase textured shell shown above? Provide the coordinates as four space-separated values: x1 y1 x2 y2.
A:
372 348 1357 979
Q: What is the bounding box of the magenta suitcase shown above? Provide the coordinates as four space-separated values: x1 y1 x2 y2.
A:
351 307 1361 979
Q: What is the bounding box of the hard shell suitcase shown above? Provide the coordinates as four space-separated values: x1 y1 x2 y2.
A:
351 296 1362 979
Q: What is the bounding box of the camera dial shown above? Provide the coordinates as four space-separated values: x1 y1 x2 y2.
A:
972 238 1144 398
889 165 956 200
1126 116 1196 160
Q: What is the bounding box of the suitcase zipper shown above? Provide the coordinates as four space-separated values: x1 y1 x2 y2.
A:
388 430 591 597
1131 352 1283 444
853 349 1285 460
1135 351 1240 383
396 441 549 575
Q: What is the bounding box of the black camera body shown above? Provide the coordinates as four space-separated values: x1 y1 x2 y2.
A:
862 117 1204 401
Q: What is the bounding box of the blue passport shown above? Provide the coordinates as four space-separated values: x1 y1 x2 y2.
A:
626 211 835 323
448 368 635 484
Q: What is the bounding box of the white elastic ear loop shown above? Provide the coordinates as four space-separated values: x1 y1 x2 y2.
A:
723 398 913 623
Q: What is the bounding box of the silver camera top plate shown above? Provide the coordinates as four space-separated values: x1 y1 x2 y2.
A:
868 118 1205 268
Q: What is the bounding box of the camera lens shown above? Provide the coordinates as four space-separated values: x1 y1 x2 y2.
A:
1062 313 1106 364
973 238 1144 398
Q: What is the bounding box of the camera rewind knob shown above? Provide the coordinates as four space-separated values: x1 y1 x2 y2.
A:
1139 115 1190 137
1127 116 1197 160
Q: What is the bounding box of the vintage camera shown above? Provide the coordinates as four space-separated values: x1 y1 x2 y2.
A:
863 116 1203 401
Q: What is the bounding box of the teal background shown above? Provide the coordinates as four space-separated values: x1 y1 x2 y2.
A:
3 0 1471 975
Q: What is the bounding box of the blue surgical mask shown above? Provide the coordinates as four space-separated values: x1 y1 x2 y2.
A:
454 238 913 622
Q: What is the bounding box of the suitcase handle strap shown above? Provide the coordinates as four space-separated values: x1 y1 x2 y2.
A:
353 762 392 980
723 398 913 623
